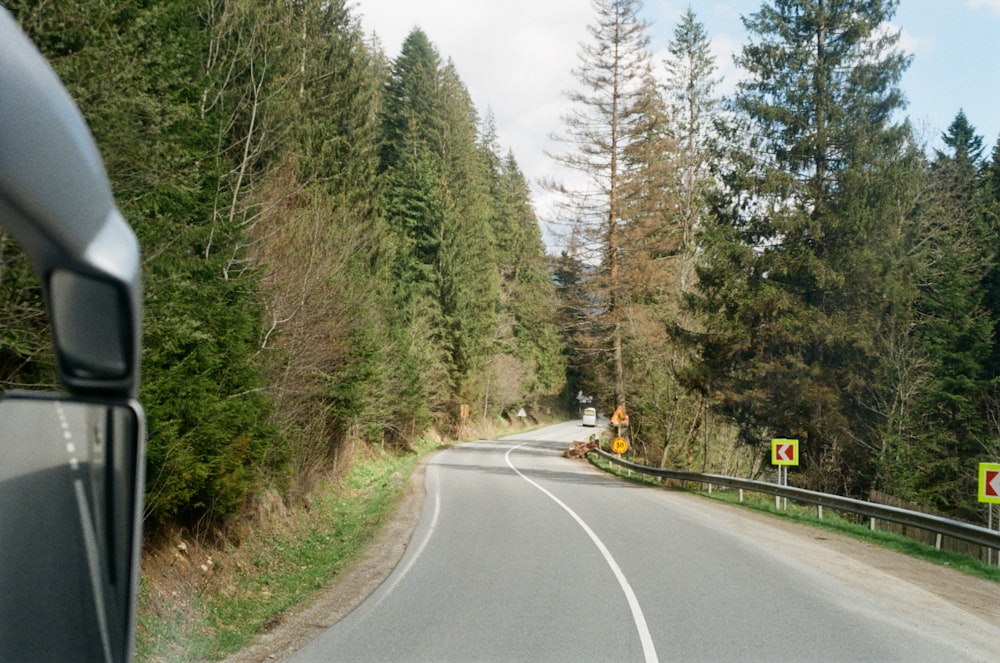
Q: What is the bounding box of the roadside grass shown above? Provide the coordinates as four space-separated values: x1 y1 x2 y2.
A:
587 453 1000 584
206 448 423 656
134 439 435 662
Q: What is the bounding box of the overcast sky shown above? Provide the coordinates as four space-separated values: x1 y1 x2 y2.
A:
351 0 1000 243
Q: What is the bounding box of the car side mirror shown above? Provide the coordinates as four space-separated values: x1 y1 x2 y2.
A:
0 393 145 662
0 8 141 397
1 8 147 662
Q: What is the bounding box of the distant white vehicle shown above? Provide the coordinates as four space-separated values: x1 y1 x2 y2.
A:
582 407 597 427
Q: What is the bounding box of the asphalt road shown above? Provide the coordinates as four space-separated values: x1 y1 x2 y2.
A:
288 421 1000 662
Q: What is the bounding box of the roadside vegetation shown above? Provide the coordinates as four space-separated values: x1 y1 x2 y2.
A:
135 438 429 661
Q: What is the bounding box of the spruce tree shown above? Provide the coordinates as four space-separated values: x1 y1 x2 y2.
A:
984 136 1000 369
981 137 1000 459
379 29 511 420
662 6 719 270
898 113 996 513
688 0 914 491
551 0 662 411
434 62 500 389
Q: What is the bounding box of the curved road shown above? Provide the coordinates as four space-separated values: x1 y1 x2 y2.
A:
289 421 1000 662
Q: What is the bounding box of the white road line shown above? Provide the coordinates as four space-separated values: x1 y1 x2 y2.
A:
505 442 660 663
55 401 80 470
348 463 442 625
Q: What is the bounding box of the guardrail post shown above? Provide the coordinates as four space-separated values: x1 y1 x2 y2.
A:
817 505 823 520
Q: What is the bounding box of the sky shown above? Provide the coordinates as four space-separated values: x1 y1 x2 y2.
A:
351 0 1000 242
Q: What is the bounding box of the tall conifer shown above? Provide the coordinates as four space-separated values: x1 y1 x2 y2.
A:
688 0 914 491
551 0 662 411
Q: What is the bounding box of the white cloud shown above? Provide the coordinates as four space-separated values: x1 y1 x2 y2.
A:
884 20 935 60
897 28 933 58
710 32 745 97
966 0 1000 16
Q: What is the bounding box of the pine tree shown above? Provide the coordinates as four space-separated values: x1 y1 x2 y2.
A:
980 137 1000 459
893 112 996 513
984 136 1000 374
435 62 500 388
488 144 567 401
936 110 985 170
378 29 451 405
378 29 513 422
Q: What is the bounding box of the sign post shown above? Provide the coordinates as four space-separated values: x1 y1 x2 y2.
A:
978 462 1000 566
771 439 799 510
611 405 632 466
459 403 470 437
610 406 629 457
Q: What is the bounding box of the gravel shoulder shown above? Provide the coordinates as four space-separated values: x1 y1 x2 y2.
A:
663 488 1000 627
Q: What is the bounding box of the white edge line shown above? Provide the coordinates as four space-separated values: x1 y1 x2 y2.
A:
351 464 442 618
505 442 660 663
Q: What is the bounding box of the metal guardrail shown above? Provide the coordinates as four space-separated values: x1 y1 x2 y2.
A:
591 448 1000 551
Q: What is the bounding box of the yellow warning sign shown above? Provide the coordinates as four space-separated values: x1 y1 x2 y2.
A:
771 438 799 466
610 406 629 425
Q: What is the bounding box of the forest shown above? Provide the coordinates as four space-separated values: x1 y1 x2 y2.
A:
2 0 999 541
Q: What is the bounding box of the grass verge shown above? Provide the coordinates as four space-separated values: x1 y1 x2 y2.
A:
587 453 1000 584
134 439 435 662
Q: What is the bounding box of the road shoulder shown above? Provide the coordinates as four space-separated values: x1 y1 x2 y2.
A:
223 458 429 663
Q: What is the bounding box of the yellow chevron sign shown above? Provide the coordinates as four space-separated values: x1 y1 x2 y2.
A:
771 439 799 466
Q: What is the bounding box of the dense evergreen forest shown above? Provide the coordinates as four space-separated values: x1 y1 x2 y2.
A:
2 0 1000 534
1 0 564 534
552 0 1000 521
